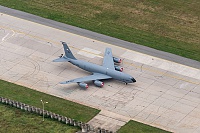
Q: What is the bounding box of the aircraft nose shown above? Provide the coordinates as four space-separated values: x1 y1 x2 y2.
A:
131 78 136 82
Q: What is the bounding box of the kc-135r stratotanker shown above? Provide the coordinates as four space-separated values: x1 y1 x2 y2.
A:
53 42 136 89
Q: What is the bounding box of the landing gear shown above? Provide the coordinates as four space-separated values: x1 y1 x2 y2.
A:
59 54 63 58
124 82 127 85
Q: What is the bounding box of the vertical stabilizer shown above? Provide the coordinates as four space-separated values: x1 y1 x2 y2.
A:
61 42 76 60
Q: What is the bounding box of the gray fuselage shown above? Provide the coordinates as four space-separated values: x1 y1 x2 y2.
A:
69 59 135 83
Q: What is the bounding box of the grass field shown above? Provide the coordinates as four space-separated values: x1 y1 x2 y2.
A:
0 104 79 133
0 79 99 132
0 0 199 61
117 120 171 133
0 80 100 122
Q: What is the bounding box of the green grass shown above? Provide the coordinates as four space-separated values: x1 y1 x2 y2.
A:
0 80 100 122
0 79 99 132
0 0 199 61
118 120 171 133
0 104 79 133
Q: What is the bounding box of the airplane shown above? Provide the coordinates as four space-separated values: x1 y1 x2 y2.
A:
53 42 136 89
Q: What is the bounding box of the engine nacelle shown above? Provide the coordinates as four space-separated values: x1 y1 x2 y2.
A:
78 82 88 89
113 57 122 63
114 65 123 72
94 80 104 87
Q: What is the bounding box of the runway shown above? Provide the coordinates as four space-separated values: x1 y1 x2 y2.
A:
0 9 200 133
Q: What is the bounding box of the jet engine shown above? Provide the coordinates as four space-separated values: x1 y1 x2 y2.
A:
113 57 122 63
114 65 123 72
78 82 88 89
94 80 104 87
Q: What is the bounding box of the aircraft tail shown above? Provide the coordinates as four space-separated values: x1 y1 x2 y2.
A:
62 42 76 60
53 41 76 62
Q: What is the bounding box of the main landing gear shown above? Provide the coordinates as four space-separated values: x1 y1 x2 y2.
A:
59 54 63 58
124 82 128 85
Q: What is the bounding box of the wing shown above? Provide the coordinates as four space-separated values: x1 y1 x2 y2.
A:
102 48 115 70
60 73 112 84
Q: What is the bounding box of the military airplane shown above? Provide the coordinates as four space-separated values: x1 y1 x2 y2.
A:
53 42 136 89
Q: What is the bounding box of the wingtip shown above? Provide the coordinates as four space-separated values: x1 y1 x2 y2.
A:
61 41 67 45
52 59 57 62
60 81 66 84
52 58 60 62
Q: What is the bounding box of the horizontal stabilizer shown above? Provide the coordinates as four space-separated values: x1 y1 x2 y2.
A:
53 57 70 62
